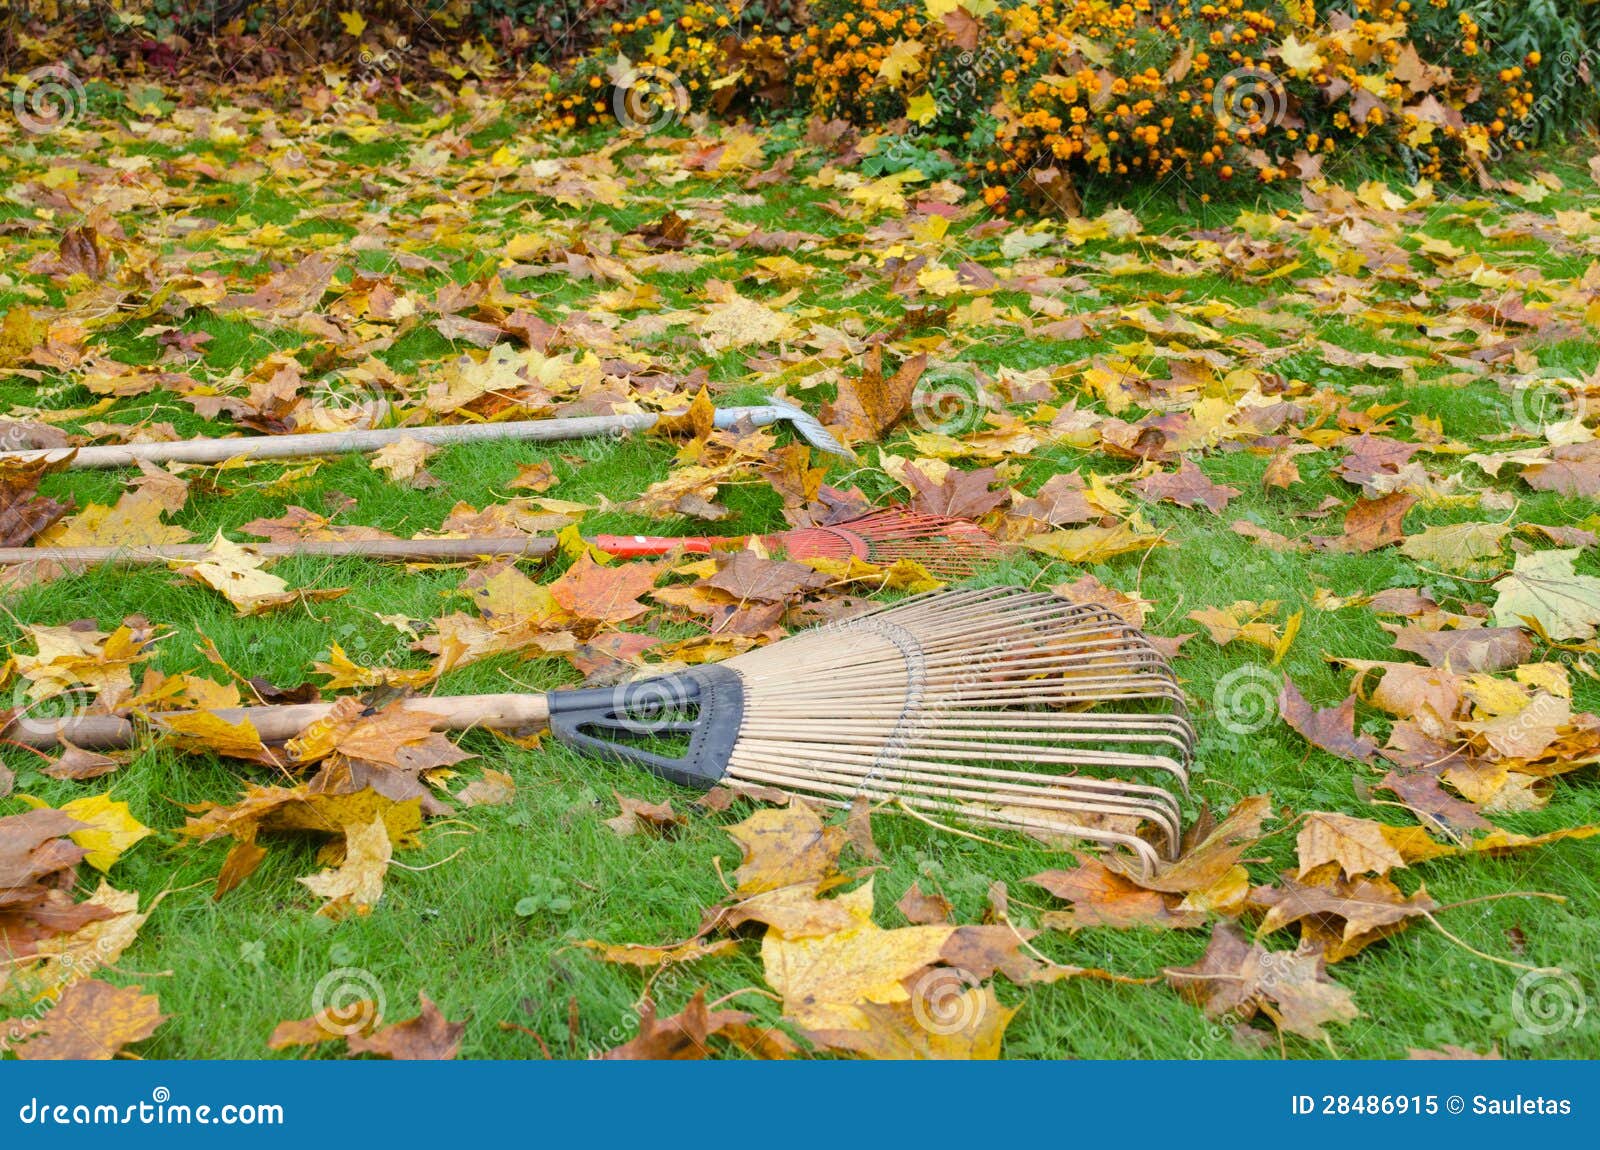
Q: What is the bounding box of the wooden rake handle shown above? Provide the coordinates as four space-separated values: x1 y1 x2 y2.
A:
0 536 561 567
0 413 667 470
4 693 552 751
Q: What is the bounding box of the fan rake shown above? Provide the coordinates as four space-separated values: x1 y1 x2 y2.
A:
6 587 1194 875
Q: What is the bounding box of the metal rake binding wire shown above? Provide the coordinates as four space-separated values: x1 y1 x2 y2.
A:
8 587 1194 876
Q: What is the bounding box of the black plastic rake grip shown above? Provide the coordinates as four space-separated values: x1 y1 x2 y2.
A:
544 664 745 790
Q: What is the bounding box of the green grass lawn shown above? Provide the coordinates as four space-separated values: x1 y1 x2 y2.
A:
2 90 1598 1060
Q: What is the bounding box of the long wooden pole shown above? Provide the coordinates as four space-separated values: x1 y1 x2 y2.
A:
0 536 560 566
0 413 666 470
4 693 552 749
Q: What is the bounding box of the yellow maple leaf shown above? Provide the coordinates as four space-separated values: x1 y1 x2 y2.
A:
29 881 152 995
40 792 152 872
906 91 939 125
1278 33 1323 73
878 38 925 84
762 920 955 1030
1024 521 1168 564
172 533 297 615
338 11 367 36
299 817 391 918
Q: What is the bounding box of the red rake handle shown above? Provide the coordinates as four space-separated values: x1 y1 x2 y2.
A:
589 533 726 558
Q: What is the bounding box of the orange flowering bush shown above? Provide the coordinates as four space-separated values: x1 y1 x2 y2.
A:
539 0 1579 209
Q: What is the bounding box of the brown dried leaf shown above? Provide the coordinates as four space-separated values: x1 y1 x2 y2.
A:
1165 921 1359 1042
896 882 954 926
823 346 927 443
1030 857 1204 930
604 791 685 837
12 979 165 1059
1278 677 1378 762
549 553 662 624
1132 459 1240 514
346 992 464 1060
1296 813 1407 879
456 768 516 808
903 464 1006 520
597 990 753 1060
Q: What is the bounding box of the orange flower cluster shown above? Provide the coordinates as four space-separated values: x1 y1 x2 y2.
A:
541 0 1545 209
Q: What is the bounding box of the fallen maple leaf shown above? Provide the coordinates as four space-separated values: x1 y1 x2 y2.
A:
1030 856 1204 930
1398 520 1510 571
1106 793 1271 899
725 878 877 940
896 882 953 925
597 989 756 1060
706 551 828 603
456 768 516 808
0 456 73 546
26 791 152 872
298 816 392 918
902 463 1006 519
1025 520 1168 564
577 936 740 967
1165 921 1359 1042
10 979 166 1059
823 345 927 442
550 553 662 624
1132 458 1240 514
369 436 440 488
604 791 684 837
1278 677 1378 762
762 918 955 1030
1316 492 1415 553
38 490 190 549
726 804 848 896
175 533 348 616
1253 870 1436 962
804 982 1016 1060
1492 548 1600 639
1296 812 1408 879
346 992 464 1060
